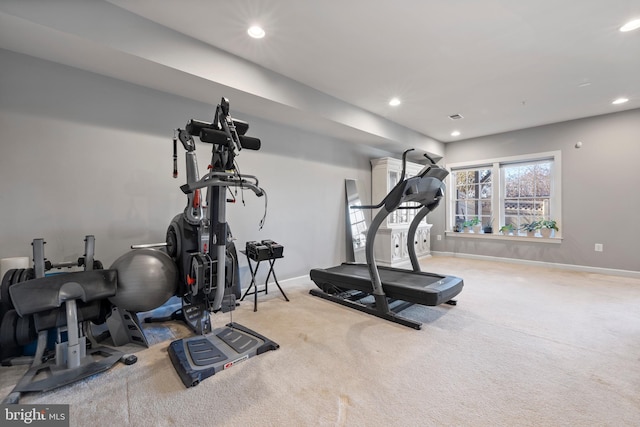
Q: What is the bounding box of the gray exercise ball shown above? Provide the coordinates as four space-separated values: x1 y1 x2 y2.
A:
109 248 178 312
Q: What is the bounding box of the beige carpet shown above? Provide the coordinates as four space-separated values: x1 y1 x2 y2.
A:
1 257 639 426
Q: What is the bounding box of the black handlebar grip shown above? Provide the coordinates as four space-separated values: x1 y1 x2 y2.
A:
199 128 230 145
232 119 249 136
186 118 249 136
239 135 261 150
185 119 213 136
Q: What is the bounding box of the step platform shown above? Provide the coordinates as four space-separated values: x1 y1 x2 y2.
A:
168 322 279 387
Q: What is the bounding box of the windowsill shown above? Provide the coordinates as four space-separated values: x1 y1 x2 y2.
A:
445 231 562 243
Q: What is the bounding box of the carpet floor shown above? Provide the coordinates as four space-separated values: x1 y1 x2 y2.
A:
1 256 639 426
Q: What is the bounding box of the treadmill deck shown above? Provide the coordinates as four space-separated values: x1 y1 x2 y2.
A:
310 263 463 306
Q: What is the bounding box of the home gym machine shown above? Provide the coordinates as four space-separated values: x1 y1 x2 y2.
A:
1 236 137 404
164 97 278 387
309 149 464 329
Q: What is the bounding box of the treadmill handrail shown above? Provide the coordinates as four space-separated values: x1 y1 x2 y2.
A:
407 206 430 272
362 156 449 304
364 204 393 313
350 201 384 210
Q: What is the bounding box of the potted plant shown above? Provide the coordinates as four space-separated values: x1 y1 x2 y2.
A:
499 224 516 235
483 217 494 234
469 217 482 233
520 220 542 237
540 219 558 238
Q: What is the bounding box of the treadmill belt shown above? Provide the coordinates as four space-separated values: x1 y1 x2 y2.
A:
310 263 463 306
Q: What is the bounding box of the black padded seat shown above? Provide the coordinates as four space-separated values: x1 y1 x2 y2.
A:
9 270 117 317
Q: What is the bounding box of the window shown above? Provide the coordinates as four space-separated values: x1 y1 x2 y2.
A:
502 160 552 230
447 151 561 238
453 167 492 228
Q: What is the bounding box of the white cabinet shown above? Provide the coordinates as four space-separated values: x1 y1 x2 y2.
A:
371 157 433 268
415 227 431 256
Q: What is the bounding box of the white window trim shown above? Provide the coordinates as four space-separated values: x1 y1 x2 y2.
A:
445 151 562 241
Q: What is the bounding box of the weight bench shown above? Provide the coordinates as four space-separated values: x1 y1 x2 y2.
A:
3 269 136 404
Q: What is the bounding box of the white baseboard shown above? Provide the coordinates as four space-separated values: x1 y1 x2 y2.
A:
431 251 640 279
278 274 312 287
241 274 311 292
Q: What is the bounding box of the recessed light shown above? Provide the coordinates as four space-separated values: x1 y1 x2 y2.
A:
620 18 640 32
389 98 401 106
612 97 629 105
248 25 265 39
451 131 461 137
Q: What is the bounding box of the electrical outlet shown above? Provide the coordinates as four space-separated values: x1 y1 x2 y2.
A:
437 235 442 241
594 243 603 252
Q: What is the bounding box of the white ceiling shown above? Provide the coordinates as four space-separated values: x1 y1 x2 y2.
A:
1 0 639 152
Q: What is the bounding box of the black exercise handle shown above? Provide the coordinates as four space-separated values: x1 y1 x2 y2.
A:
199 128 230 145
173 137 178 178
234 119 249 135
185 119 213 136
239 136 261 151
399 149 414 182
424 153 436 165
185 118 249 137
198 128 261 150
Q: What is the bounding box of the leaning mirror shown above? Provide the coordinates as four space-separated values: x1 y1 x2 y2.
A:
345 179 368 263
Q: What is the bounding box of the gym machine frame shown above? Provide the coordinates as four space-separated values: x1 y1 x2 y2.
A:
2 236 137 404
163 97 278 387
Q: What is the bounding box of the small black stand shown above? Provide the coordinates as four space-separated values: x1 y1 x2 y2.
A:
240 250 289 312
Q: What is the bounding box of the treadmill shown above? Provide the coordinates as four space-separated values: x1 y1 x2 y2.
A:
309 150 463 329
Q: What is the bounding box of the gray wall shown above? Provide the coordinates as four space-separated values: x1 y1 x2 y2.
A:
0 49 382 284
431 109 640 272
2 48 637 278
